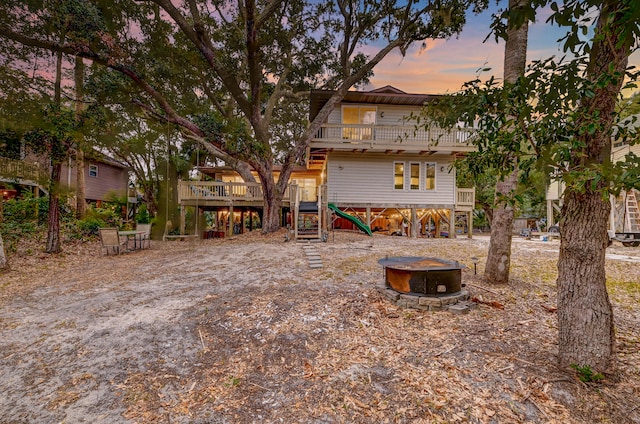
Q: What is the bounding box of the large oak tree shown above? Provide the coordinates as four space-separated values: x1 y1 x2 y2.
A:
423 0 639 374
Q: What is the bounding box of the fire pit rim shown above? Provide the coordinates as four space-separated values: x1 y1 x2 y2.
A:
377 256 466 272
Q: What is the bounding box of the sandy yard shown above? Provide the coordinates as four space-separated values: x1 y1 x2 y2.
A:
0 230 639 423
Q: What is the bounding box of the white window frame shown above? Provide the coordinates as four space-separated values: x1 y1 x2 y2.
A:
393 161 405 190
342 105 377 140
424 162 436 191
409 162 421 191
89 164 98 178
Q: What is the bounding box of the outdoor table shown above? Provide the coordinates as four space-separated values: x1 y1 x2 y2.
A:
118 230 146 251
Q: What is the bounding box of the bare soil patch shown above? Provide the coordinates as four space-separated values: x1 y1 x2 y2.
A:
1 231 639 423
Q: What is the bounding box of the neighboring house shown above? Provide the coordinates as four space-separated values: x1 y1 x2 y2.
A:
307 86 476 238
546 114 640 244
609 114 640 243
60 152 129 206
0 148 129 207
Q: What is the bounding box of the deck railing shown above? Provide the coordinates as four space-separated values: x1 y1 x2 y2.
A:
312 124 475 150
179 180 475 210
0 157 46 183
455 188 475 211
178 180 291 203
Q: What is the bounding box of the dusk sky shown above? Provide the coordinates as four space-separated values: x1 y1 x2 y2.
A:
367 4 640 96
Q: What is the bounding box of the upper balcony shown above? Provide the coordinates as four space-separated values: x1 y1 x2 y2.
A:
310 124 476 154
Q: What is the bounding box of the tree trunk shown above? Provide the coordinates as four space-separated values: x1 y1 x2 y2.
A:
46 162 62 254
75 56 86 219
484 171 517 283
47 46 63 254
556 0 632 374
0 232 6 270
557 189 614 372
0 199 6 268
254 164 282 233
484 0 528 284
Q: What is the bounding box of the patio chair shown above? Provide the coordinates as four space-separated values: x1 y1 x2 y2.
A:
136 223 152 249
99 228 127 255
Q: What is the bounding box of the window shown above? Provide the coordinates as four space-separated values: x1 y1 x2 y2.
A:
410 163 420 190
425 162 436 190
394 162 405 190
342 106 377 140
89 165 98 178
291 178 318 201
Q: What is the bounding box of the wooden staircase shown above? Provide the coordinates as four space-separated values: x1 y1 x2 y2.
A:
625 190 640 232
297 201 320 239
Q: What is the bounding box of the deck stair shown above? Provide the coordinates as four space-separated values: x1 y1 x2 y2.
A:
297 201 320 238
301 243 323 269
625 190 640 232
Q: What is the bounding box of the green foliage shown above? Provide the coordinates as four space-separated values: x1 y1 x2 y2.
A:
71 215 106 239
65 204 122 239
1 192 48 226
619 91 640 119
570 363 605 383
0 193 49 252
135 203 150 224
23 104 78 165
422 2 640 207
0 129 23 159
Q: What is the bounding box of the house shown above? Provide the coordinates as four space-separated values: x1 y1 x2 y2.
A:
609 114 640 244
306 86 476 239
59 152 129 206
546 114 640 245
175 86 476 240
0 149 129 207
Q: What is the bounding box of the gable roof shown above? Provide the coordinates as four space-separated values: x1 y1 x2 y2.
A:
309 86 440 121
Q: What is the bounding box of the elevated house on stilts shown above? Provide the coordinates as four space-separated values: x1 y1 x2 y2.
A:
176 86 477 240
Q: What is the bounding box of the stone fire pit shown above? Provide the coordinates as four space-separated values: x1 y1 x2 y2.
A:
377 256 470 311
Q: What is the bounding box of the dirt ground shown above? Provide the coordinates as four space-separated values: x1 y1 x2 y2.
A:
0 230 639 424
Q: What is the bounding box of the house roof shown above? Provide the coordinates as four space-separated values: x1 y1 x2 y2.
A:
309 86 441 121
198 164 318 177
85 150 128 169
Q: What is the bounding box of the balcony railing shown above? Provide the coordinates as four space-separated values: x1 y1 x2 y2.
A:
312 124 476 152
0 157 46 183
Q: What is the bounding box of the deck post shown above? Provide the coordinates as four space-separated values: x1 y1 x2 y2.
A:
411 207 418 238
448 208 454 238
179 205 186 235
365 207 371 228
227 205 234 237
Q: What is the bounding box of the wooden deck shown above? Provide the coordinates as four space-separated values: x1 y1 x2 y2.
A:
177 181 292 207
178 181 474 211
0 157 47 186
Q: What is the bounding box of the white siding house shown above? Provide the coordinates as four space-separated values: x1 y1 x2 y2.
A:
308 86 476 238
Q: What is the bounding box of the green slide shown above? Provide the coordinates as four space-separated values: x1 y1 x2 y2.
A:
328 203 373 236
